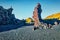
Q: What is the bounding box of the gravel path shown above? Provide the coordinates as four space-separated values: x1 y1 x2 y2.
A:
0 25 60 40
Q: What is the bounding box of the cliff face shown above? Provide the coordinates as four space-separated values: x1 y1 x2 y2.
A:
45 13 60 20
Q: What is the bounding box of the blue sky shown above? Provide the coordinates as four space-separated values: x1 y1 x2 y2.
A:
0 0 60 19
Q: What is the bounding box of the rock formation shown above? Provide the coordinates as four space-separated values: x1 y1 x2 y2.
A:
33 3 42 26
33 3 60 25
0 6 21 25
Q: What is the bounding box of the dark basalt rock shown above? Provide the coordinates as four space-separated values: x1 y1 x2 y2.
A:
0 6 26 32
0 6 21 25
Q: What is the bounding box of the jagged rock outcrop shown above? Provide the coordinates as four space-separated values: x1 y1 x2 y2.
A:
0 6 22 25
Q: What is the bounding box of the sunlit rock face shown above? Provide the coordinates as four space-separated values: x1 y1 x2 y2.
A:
32 3 42 26
0 6 20 25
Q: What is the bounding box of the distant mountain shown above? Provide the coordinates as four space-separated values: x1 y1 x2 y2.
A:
45 13 60 20
26 17 34 23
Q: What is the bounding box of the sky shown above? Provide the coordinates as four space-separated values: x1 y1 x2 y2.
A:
0 0 60 20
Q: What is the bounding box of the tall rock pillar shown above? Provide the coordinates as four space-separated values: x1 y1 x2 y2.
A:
33 3 42 27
